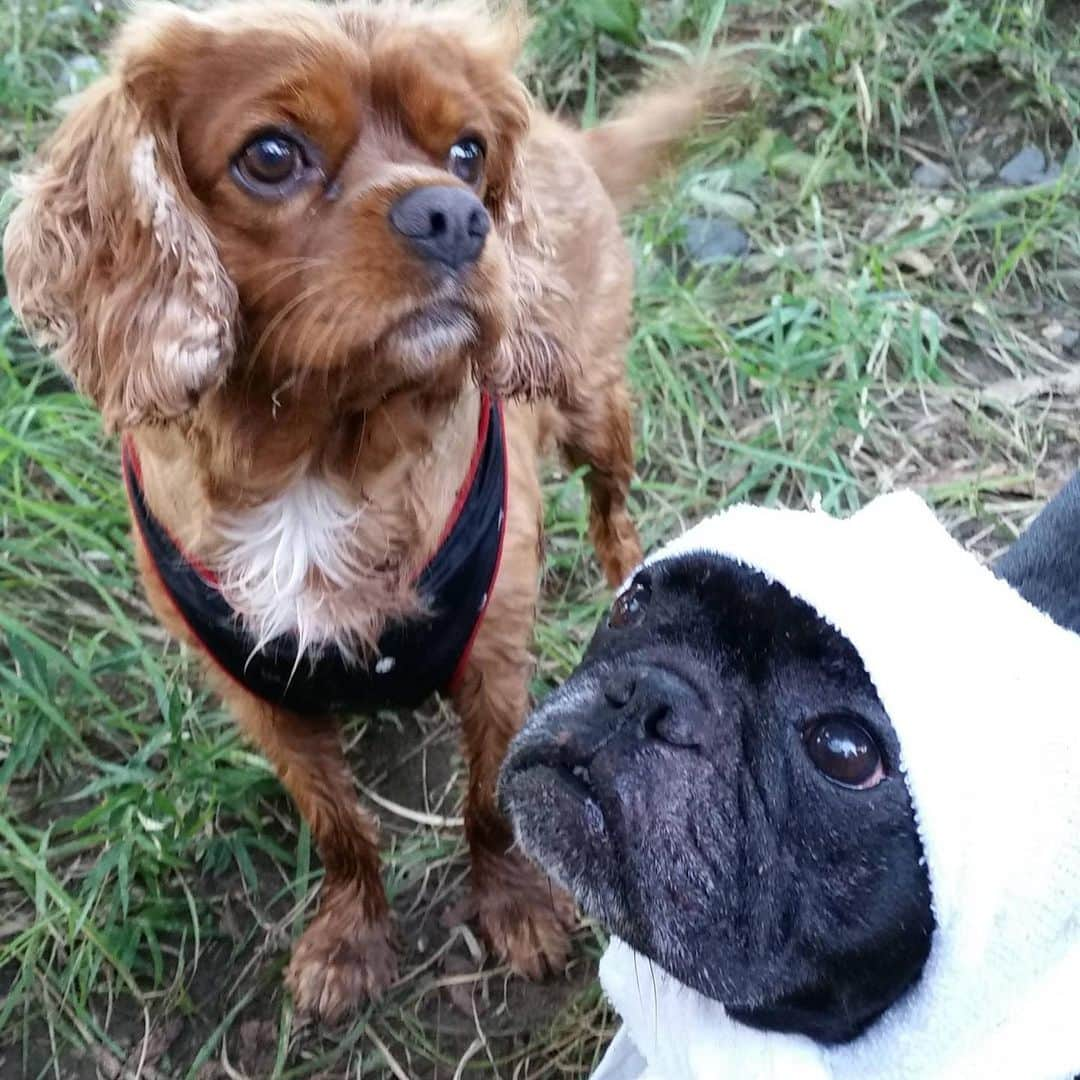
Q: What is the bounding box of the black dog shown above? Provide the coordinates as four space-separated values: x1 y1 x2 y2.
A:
499 472 1080 1061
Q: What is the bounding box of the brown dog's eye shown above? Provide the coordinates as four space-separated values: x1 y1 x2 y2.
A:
609 576 651 629
804 717 885 789
233 130 309 198
448 137 485 186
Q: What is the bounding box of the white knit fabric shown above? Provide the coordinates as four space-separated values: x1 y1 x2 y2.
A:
593 491 1080 1080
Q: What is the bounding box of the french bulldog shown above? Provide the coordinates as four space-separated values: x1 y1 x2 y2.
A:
499 474 1080 1078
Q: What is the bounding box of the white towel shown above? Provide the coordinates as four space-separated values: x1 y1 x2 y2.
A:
594 490 1080 1080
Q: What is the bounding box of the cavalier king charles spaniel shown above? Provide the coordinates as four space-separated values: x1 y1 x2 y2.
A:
4 0 746 1021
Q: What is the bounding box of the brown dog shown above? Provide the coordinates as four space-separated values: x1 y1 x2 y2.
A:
3 0 745 1021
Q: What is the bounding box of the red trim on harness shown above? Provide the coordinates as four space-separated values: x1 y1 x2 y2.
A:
122 443 250 697
430 390 493 557
121 436 220 586
446 397 509 694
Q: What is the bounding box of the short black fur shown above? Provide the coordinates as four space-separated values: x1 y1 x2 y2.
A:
500 470 1080 1048
500 555 934 1044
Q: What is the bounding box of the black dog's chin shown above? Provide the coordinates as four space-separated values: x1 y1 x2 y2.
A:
500 762 604 844
499 757 631 931
730 997 888 1047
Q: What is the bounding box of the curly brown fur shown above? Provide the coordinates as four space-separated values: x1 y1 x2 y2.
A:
3 0 747 1021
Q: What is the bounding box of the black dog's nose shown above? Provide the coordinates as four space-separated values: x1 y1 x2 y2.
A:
388 185 490 270
602 667 707 748
603 672 637 708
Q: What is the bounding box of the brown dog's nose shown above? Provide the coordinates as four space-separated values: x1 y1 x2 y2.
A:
389 185 490 270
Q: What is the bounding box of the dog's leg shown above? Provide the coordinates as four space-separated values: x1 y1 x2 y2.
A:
559 367 642 586
450 445 575 977
222 684 397 1021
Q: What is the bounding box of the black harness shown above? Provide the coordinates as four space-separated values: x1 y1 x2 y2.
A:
124 395 507 716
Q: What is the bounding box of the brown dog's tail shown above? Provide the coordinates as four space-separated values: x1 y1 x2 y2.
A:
581 63 754 213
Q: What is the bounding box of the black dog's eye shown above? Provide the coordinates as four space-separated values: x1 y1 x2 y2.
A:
608 576 651 629
448 137 485 186
233 130 311 198
804 716 885 789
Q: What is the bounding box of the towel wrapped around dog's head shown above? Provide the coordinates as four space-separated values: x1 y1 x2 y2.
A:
501 490 1080 1080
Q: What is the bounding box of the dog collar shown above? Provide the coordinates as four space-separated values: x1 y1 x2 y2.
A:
123 393 507 715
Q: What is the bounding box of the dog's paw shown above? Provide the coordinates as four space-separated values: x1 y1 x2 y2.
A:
286 903 398 1023
473 852 577 979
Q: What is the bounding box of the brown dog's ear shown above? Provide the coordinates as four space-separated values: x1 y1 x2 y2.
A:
3 15 236 431
480 103 579 404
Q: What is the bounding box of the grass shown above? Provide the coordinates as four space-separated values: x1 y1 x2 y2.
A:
1 0 1078 1075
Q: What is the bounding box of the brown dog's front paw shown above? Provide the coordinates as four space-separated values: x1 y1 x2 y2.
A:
286 903 398 1023
474 853 577 979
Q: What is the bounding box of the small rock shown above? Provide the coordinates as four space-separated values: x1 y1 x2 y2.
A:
683 216 749 263
964 154 995 182
707 192 758 224
1040 322 1079 352
912 161 951 189
597 36 620 61
949 111 974 137
998 145 1046 185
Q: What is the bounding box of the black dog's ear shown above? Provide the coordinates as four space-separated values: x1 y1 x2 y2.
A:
994 471 1080 634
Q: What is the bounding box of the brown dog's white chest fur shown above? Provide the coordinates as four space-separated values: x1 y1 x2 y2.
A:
211 467 370 654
